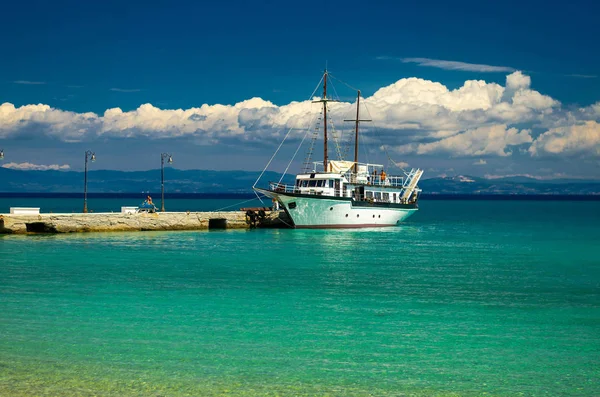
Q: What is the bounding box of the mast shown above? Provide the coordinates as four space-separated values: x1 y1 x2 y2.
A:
323 70 328 170
312 69 334 171
354 90 360 173
344 90 371 175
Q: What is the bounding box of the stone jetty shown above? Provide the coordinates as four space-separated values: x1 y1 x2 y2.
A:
0 210 289 234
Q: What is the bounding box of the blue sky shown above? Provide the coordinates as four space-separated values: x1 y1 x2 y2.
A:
1 0 599 178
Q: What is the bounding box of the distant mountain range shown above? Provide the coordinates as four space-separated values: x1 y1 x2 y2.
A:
0 167 599 195
419 175 600 195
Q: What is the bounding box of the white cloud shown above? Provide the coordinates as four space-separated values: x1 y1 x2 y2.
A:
506 71 531 91
0 71 587 160
0 102 99 142
529 120 600 157
394 57 515 73
512 89 558 111
367 77 504 112
13 80 46 85
2 162 71 171
395 125 532 157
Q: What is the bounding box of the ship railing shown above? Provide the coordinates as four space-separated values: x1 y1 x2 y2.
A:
269 182 298 194
346 172 404 187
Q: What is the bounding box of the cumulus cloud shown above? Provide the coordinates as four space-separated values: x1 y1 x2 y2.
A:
380 57 516 73
0 70 595 159
0 102 99 142
529 120 600 157
506 71 531 91
2 162 71 171
500 71 560 113
395 124 532 157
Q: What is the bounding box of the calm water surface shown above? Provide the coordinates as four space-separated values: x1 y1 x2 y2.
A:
1 199 599 396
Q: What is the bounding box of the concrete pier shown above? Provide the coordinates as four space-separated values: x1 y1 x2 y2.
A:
0 210 289 234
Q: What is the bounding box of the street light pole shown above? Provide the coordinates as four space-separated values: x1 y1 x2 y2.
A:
160 153 173 212
83 150 96 213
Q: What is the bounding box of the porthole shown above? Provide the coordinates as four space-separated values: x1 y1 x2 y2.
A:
372 214 375 218
357 214 360 218
378 215 381 218
330 207 333 211
345 214 348 217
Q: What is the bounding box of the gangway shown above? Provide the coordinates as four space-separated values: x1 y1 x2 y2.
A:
401 168 423 202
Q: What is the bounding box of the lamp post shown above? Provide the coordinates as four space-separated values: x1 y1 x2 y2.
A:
83 150 96 213
160 153 173 212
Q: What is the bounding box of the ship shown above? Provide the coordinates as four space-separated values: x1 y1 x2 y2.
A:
254 69 423 228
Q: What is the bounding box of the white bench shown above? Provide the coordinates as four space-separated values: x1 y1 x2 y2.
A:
121 206 138 214
10 207 41 215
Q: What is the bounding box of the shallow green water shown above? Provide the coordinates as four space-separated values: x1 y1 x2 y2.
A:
1 200 599 396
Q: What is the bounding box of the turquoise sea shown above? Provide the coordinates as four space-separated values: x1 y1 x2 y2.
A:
1 198 599 396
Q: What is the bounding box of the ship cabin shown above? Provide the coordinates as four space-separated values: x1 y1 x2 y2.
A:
279 161 421 205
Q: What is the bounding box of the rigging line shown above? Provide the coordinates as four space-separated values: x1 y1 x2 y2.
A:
279 111 318 184
303 106 322 172
386 152 409 173
311 73 325 100
254 189 266 206
253 124 296 188
328 76 341 102
359 99 376 165
330 74 372 161
361 99 408 174
329 74 360 93
253 73 325 188
330 116 344 160
326 78 343 158
324 77 349 161
341 96 359 157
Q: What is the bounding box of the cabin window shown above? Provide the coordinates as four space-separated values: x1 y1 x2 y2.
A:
308 180 317 187
329 180 334 188
295 180 301 187
366 191 373 199
382 193 389 202
393 193 397 203
317 180 324 187
301 180 309 187
375 192 382 201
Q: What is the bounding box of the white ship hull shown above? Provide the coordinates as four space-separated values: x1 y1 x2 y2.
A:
256 189 417 228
